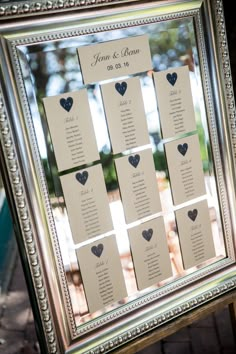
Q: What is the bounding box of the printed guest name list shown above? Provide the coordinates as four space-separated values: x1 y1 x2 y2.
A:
43 90 99 172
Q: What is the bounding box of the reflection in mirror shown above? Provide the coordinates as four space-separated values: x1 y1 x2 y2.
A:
18 16 226 327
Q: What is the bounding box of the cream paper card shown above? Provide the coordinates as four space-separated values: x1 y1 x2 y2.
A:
165 134 206 205
115 149 162 223
60 164 113 244
43 90 99 172
101 77 150 154
78 35 152 84
128 217 172 290
76 235 127 313
153 66 196 139
175 200 215 269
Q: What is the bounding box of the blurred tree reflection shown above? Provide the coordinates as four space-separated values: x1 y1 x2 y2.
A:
27 19 201 193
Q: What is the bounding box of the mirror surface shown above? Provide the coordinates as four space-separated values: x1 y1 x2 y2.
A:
18 15 226 327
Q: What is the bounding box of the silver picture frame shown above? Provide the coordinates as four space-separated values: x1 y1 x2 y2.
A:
0 1 236 353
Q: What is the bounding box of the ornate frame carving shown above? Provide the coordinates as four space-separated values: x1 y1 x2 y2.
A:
0 1 236 353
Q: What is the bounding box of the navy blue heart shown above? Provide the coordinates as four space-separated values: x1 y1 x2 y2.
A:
91 244 104 258
115 82 127 96
75 171 88 185
166 72 178 86
142 228 153 242
188 209 198 222
60 97 73 112
128 154 140 168
177 143 188 156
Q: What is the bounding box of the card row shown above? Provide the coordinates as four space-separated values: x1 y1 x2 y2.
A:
60 148 161 243
77 199 215 313
61 140 206 244
43 65 197 172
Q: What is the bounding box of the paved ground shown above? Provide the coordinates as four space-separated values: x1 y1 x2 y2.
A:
0 253 236 354
138 310 236 354
0 256 39 354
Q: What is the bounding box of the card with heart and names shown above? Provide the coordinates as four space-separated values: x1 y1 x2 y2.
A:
43 90 99 172
101 77 150 154
153 66 196 139
175 199 215 269
115 149 162 224
164 134 206 205
60 164 113 244
76 235 127 313
128 217 172 290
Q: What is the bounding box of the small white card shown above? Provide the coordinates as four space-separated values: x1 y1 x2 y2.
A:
153 66 196 139
43 90 99 172
128 217 172 290
101 77 150 154
115 149 162 223
165 134 206 205
60 164 113 244
78 35 152 84
175 200 215 269
76 235 127 313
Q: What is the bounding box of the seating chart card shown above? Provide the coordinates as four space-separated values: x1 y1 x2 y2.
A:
115 149 162 223
101 77 150 154
76 235 127 313
165 134 206 205
60 164 113 244
43 90 99 172
128 217 172 290
153 66 196 139
77 35 152 84
175 200 215 269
